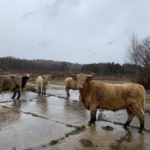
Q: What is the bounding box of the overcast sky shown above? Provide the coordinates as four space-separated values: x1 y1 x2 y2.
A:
0 0 150 64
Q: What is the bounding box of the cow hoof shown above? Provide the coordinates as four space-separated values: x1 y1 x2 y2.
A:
88 122 95 126
138 129 144 134
88 122 92 126
88 123 91 126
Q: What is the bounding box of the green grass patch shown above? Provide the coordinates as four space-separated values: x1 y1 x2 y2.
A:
66 124 74 128
65 125 86 137
79 139 93 147
102 126 114 131
42 144 47 148
49 140 59 145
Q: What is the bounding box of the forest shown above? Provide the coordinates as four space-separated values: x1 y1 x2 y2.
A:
0 56 135 75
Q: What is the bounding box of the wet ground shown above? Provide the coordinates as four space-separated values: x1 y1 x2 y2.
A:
0 84 150 150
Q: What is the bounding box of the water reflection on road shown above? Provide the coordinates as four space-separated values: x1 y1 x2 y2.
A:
0 84 149 149
36 95 48 114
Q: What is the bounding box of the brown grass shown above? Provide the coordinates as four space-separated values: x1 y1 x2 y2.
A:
49 79 65 85
146 91 150 101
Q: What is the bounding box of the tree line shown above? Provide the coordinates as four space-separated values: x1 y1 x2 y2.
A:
0 57 81 73
81 63 136 75
0 56 136 75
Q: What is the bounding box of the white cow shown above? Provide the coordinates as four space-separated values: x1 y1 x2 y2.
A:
36 75 49 95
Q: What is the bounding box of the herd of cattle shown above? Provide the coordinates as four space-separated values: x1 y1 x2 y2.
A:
0 74 146 132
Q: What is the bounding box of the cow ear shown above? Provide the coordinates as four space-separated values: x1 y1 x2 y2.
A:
87 75 92 81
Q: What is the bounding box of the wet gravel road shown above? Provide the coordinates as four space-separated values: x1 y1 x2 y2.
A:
0 84 150 150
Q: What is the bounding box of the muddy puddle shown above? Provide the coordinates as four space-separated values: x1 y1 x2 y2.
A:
0 84 150 149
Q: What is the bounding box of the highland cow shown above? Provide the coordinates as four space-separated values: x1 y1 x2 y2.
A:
76 74 145 132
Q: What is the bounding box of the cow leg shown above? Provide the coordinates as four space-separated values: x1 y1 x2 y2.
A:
136 110 145 133
66 87 70 97
41 88 45 95
88 106 97 126
124 109 134 128
131 104 145 132
17 90 21 100
38 86 41 95
43 87 46 95
12 90 17 99
41 84 43 95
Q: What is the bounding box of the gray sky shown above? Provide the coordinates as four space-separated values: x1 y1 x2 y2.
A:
0 0 150 64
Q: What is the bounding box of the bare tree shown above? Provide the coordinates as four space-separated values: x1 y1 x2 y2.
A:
129 35 150 89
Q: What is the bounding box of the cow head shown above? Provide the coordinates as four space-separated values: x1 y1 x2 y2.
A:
21 74 30 90
76 74 92 89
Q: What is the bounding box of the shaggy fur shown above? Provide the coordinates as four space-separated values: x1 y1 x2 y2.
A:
76 74 145 132
36 75 49 95
64 77 77 97
0 76 21 99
